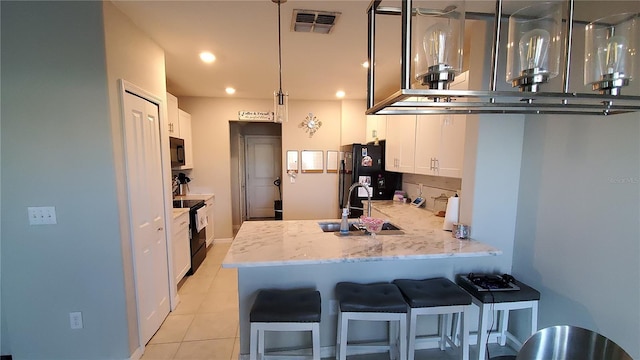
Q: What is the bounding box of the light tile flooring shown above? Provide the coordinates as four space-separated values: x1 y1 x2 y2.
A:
141 242 517 360
141 242 240 360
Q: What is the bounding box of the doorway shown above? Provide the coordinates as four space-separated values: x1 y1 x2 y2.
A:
229 122 282 229
245 135 282 219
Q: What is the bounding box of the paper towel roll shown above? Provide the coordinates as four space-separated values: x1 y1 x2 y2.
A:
442 196 459 231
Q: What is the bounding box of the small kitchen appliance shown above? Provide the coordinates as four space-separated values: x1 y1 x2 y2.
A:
169 137 186 167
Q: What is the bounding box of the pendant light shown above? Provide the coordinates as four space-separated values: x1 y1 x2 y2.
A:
273 0 288 123
584 13 638 96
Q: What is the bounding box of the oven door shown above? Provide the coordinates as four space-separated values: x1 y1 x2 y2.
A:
170 136 185 167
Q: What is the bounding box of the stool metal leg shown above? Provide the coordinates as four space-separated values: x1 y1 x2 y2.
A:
477 303 490 360
337 310 348 360
312 322 320 360
498 310 509 346
250 323 258 360
461 306 470 360
258 328 266 360
399 314 407 360
407 309 418 360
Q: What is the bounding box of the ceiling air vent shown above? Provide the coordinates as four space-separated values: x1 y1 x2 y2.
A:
292 9 341 34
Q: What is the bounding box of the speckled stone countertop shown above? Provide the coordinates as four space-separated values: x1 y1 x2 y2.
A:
223 200 501 268
172 208 189 220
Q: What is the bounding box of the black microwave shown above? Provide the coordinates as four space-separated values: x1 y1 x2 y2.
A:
169 137 185 167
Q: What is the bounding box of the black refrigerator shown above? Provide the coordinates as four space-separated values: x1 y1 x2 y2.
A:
339 140 402 218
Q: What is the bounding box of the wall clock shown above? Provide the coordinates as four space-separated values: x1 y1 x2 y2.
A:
299 113 322 137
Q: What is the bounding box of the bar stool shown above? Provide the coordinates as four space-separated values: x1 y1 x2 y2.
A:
249 288 321 360
393 277 472 360
335 282 408 360
455 274 540 360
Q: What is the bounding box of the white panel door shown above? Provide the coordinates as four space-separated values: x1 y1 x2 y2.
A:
123 91 170 346
245 136 281 219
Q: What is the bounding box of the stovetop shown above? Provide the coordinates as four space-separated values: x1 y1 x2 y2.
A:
173 199 204 209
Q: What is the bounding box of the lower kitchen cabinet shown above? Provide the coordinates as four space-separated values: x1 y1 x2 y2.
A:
172 210 190 284
205 196 215 246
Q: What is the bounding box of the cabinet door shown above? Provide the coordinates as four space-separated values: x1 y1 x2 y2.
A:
178 110 193 169
172 212 190 285
205 198 215 246
385 115 416 173
167 92 179 137
366 115 386 143
414 115 441 175
437 114 466 178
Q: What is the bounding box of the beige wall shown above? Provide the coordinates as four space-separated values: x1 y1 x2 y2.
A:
103 1 168 354
179 98 347 237
340 99 367 145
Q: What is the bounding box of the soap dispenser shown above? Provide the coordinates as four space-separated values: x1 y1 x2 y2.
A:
340 208 350 235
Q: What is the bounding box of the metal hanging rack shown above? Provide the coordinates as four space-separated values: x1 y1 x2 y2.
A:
366 0 640 116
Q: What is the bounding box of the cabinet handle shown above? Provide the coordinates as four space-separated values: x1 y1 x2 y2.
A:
157 227 164 231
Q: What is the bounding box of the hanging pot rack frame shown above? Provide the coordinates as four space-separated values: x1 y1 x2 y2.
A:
366 0 640 116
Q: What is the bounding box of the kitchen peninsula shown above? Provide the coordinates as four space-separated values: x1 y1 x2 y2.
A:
223 201 502 356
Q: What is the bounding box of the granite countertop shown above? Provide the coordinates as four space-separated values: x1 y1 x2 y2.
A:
222 200 501 268
174 193 214 201
172 208 189 220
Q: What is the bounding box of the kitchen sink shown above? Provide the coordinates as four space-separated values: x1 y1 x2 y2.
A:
318 221 404 235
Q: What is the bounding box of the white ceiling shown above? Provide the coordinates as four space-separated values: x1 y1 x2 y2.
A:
112 0 639 101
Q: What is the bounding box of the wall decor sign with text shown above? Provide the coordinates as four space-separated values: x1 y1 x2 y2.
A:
238 111 274 121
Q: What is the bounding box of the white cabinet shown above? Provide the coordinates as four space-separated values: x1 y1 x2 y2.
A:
167 92 179 137
385 72 468 178
172 211 190 284
204 196 215 247
366 115 387 143
414 114 465 178
167 91 194 170
385 115 417 173
178 109 194 169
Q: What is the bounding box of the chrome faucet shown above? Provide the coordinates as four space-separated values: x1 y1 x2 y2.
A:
346 183 372 217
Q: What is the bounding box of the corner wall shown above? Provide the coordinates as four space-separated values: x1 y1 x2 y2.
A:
1 2 130 358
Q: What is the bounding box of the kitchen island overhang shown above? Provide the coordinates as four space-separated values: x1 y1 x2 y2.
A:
223 202 503 357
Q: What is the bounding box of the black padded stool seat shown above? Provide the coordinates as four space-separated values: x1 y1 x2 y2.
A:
394 277 472 307
455 275 540 303
335 282 408 313
250 288 321 323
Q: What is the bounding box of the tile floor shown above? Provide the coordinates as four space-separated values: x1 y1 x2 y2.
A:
141 242 240 360
141 242 517 360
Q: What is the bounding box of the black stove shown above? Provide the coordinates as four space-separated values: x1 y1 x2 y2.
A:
173 199 204 209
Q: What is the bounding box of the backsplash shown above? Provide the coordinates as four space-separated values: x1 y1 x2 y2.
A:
401 173 460 211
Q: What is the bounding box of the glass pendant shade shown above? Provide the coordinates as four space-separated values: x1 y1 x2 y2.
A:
584 13 638 95
506 2 562 92
413 0 465 89
274 90 288 123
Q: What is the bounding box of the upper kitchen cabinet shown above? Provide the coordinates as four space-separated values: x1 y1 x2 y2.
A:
366 115 387 144
167 92 194 170
386 72 468 178
385 114 416 173
177 109 194 169
167 92 179 137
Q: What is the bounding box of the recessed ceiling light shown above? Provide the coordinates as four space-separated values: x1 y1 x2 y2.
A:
199 52 216 63
362 61 369 68
336 90 345 98
225 87 236 95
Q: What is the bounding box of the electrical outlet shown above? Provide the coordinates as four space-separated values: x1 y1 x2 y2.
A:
70 312 83 329
28 206 57 225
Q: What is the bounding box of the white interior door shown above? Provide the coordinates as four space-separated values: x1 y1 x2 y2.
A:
245 136 281 219
123 91 170 345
